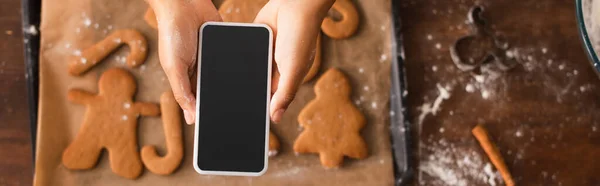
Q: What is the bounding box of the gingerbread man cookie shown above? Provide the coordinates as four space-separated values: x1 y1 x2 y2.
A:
293 68 368 168
141 91 184 175
63 68 160 179
321 0 360 39
218 0 322 83
269 130 281 157
69 29 148 76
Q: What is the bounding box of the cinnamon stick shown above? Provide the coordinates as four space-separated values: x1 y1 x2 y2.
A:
472 124 515 186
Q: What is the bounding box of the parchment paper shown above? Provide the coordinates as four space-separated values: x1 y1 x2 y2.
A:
34 0 394 185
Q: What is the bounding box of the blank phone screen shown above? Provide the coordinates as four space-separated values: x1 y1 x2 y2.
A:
196 24 270 173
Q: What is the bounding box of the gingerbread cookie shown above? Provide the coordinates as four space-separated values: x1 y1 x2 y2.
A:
218 0 268 23
269 131 281 157
144 8 158 29
63 68 160 179
69 29 148 76
141 91 183 175
293 68 368 168
218 0 321 83
321 0 359 39
302 33 322 83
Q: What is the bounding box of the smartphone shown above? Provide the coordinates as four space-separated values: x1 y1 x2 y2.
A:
193 22 272 176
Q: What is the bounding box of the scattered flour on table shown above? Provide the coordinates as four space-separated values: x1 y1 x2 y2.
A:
417 83 451 127
419 139 502 186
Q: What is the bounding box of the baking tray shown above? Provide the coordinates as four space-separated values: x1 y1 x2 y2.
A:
21 0 412 185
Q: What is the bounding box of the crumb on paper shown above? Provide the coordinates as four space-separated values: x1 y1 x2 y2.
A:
380 54 388 62
268 150 278 157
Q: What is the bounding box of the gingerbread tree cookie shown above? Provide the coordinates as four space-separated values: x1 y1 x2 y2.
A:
62 68 159 179
293 68 368 168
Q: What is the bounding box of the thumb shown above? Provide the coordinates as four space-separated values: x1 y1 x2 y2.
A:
266 14 322 123
155 15 200 125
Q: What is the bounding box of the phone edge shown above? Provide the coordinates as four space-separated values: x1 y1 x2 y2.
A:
193 21 272 177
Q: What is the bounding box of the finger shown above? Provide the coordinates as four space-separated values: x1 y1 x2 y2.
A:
269 7 323 123
255 0 280 92
156 16 200 125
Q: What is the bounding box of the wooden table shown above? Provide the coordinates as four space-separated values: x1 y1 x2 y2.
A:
1 0 599 185
0 0 34 185
401 0 600 185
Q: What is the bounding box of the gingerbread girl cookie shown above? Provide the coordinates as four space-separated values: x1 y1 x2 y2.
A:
141 91 184 175
69 29 148 76
294 68 368 168
63 68 159 179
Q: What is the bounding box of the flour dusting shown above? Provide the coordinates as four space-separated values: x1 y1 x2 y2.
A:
419 140 502 186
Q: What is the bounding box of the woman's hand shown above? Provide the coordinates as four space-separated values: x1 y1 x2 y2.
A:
146 0 222 124
148 0 334 124
255 0 334 123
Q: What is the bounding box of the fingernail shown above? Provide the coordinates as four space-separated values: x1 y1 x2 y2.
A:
273 109 285 123
183 110 194 124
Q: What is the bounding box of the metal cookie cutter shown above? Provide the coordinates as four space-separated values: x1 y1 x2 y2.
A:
450 6 518 72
